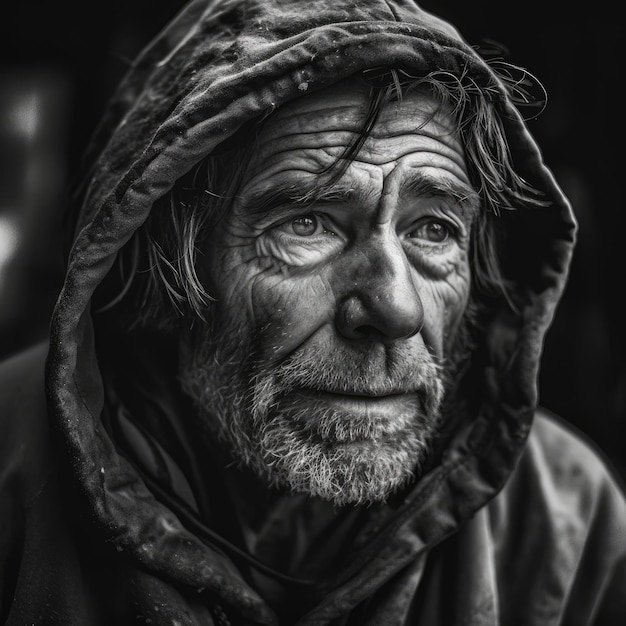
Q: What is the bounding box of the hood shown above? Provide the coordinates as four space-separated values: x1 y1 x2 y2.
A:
45 0 576 622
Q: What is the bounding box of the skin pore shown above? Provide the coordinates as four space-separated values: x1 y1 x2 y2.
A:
180 79 479 509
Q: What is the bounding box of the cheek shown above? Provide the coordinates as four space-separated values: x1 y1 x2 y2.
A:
210 241 336 360
248 272 335 359
419 256 471 353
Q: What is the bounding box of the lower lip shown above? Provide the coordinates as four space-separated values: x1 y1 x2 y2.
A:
284 389 419 417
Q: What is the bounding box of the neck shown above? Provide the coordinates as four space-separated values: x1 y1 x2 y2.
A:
201 447 384 620
207 445 354 574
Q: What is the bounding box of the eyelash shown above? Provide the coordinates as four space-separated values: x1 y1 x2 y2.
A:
279 213 337 238
405 218 458 245
271 213 459 248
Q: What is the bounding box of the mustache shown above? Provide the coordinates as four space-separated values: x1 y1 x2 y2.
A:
253 341 443 392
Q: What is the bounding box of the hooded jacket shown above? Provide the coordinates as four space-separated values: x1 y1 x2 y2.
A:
1 1 625 624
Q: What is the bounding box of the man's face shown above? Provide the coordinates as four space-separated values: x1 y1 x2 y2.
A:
181 80 478 505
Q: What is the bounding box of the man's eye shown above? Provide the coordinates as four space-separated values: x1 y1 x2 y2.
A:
408 220 454 244
288 215 324 237
257 212 342 268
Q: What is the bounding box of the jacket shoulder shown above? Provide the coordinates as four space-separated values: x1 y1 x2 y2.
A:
508 408 626 535
529 408 626 501
489 409 626 623
492 406 626 559
495 408 626 541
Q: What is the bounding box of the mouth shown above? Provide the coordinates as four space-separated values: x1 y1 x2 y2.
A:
309 388 411 399
292 388 415 407
270 388 421 448
288 387 417 402
277 388 422 441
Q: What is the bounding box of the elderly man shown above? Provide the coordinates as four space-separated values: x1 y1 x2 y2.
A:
1 0 625 624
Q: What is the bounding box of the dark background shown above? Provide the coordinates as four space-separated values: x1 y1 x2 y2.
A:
0 1 624 482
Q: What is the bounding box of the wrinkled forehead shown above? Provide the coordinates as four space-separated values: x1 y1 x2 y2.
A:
253 78 460 159
239 78 468 194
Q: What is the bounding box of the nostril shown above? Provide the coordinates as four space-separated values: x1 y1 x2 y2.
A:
352 324 383 340
352 322 422 341
337 295 423 341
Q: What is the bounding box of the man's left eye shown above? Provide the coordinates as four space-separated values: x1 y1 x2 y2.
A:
407 220 454 243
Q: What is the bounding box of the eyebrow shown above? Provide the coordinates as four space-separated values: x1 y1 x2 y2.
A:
238 171 480 222
402 173 481 216
237 179 373 222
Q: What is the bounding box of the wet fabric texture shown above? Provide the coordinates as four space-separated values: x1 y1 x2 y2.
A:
1 0 625 624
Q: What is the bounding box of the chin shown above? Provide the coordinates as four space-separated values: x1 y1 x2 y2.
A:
239 393 434 505
251 424 431 506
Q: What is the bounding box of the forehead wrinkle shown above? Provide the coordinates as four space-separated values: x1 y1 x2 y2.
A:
262 104 369 144
252 135 357 169
360 128 466 168
372 164 398 225
357 141 468 174
374 97 458 133
369 114 456 140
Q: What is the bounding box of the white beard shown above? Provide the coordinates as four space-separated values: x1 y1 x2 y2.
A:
180 324 446 506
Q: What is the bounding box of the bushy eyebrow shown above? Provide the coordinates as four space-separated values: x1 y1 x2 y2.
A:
402 173 481 217
237 179 373 221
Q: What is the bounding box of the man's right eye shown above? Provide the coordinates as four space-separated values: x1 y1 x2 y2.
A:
255 213 342 268
281 214 336 238
290 215 322 236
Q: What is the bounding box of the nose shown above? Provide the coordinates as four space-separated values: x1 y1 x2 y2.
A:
335 237 424 341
